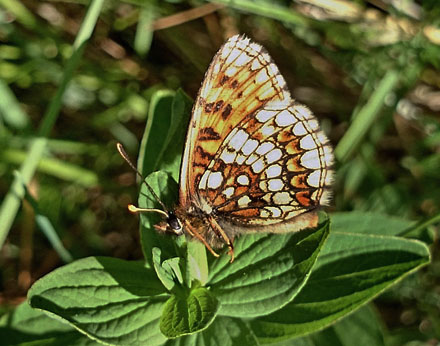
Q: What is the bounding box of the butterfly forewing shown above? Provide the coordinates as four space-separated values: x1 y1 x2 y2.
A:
179 35 291 207
179 34 333 239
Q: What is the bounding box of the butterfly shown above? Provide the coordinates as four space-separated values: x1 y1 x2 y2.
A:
122 34 333 262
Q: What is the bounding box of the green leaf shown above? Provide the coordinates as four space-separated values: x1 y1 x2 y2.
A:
138 90 175 178
0 302 93 346
187 240 209 286
331 211 415 236
160 287 219 338
153 247 184 291
28 257 168 346
138 89 192 180
165 316 258 346
312 305 385 346
160 89 193 182
208 219 330 318
265 305 385 346
250 232 430 342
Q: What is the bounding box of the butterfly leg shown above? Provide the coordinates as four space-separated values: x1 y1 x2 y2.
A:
207 216 235 263
183 219 220 258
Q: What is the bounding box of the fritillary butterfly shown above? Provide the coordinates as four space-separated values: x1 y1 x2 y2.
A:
128 35 333 262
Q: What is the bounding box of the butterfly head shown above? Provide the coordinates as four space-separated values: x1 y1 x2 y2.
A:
165 211 184 235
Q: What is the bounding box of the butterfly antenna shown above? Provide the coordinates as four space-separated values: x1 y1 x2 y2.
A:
116 143 169 213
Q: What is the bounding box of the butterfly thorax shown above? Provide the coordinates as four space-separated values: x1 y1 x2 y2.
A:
172 204 221 248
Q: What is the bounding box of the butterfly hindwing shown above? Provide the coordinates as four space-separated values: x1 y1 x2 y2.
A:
179 35 333 234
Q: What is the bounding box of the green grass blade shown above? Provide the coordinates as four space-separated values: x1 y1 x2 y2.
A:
134 5 155 57
0 0 104 249
0 137 47 248
0 79 30 129
398 212 440 238
35 214 73 263
1 149 98 186
334 70 400 162
19 180 73 263
0 0 37 29
72 0 105 50
38 0 105 137
210 0 307 26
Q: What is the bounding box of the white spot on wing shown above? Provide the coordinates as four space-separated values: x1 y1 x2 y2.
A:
221 45 232 59
255 110 278 123
238 195 251 207
220 150 236 164
265 206 282 217
235 52 253 66
308 119 319 131
256 142 274 155
252 158 265 173
212 62 221 74
292 122 307 136
301 149 320 169
198 170 210 189
275 74 287 91
307 170 321 188
266 164 282 178
250 42 262 53
300 134 317 150
260 51 270 63
245 153 259 165
266 148 282 164
207 172 223 189
267 63 279 76
225 47 241 65
222 186 235 198
275 110 296 127
242 138 259 155
281 205 295 212
237 174 250 185
229 129 249 150
256 69 269 83
268 179 284 191
251 59 262 70
236 154 246 164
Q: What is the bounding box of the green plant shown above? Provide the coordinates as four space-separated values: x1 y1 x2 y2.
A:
1 1 439 345
20 91 429 345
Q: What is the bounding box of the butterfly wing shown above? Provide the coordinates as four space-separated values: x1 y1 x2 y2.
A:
179 35 291 207
179 35 333 233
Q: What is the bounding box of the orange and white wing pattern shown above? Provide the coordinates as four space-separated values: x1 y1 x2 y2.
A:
180 35 333 231
179 35 290 207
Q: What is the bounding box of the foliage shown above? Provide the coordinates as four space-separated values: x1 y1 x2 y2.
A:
0 0 439 345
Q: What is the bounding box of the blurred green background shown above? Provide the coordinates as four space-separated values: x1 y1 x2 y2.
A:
0 0 439 344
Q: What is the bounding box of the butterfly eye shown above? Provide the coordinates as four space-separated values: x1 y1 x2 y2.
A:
167 212 183 235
